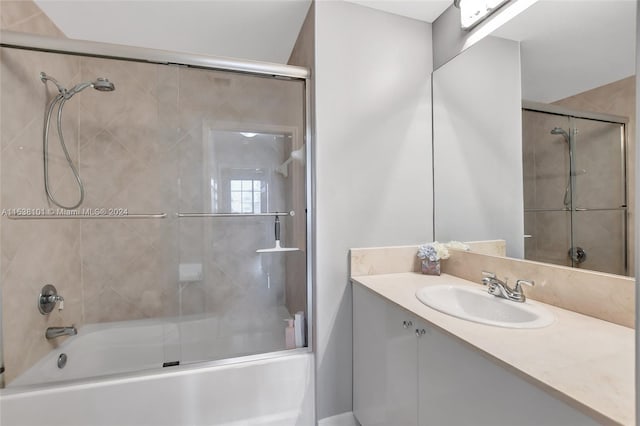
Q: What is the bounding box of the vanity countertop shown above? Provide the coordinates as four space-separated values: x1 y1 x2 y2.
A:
352 272 634 425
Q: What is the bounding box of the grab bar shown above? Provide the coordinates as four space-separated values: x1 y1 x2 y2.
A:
7 213 167 220
176 211 295 218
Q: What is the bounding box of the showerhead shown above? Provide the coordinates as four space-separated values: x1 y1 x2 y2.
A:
68 78 115 97
550 127 570 143
41 72 115 98
92 77 115 92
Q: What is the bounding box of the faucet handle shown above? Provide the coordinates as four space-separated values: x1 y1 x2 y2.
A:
515 279 534 292
481 271 495 285
58 297 64 311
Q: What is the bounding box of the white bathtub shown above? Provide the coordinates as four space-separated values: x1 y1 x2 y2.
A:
11 309 290 387
1 310 314 425
1 352 314 426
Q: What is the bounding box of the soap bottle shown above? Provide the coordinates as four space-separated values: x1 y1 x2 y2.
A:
285 319 295 349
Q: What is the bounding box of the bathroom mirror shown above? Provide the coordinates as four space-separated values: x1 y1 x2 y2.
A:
433 0 636 277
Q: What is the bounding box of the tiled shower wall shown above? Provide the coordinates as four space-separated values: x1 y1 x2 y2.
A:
0 0 77 386
0 1 306 384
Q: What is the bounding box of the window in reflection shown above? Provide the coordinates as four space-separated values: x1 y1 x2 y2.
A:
230 178 263 213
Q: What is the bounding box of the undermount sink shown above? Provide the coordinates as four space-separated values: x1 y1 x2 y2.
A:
415 284 554 329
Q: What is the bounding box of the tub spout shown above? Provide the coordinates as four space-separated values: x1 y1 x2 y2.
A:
45 326 77 340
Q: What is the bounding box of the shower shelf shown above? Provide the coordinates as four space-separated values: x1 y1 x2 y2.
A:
176 211 295 218
6 213 167 220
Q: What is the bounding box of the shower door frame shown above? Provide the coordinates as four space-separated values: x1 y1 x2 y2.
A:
0 30 315 387
522 100 630 275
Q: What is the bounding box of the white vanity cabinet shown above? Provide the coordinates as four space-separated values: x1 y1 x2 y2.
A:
353 283 419 426
353 283 599 426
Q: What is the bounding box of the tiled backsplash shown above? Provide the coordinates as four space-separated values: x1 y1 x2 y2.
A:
350 241 634 328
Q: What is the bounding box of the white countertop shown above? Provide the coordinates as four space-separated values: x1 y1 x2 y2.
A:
352 272 635 425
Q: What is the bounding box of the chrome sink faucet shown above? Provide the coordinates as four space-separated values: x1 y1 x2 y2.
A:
45 326 77 340
481 271 534 303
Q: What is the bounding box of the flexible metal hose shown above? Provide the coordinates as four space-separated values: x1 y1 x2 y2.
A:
43 93 84 210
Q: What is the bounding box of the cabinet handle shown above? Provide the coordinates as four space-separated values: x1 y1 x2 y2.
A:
402 320 413 329
415 329 426 337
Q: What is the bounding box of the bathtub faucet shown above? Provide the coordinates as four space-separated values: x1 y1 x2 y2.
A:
45 326 77 340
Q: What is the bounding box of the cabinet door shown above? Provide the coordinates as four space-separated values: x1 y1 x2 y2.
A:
353 285 418 426
417 322 599 426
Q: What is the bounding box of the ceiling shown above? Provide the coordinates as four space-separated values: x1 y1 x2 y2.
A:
34 0 635 102
34 0 314 63
493 0 636 103
347 0 451 23
34 0 452 64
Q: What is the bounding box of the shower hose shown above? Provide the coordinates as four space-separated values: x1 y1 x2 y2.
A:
43 93 85 210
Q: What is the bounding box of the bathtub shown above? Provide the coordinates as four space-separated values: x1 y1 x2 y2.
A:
1 312 314 425
10 310 290 387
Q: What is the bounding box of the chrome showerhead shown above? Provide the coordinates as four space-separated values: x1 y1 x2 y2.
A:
41 72 115 99
92 77 115 92
68 78 115 97
550 127 570 143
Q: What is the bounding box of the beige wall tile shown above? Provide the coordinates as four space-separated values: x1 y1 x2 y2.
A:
0 1 42 28
1 1 62 37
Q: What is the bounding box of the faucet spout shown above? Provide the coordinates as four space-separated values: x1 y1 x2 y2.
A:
481 272 534 303
45 326 77 340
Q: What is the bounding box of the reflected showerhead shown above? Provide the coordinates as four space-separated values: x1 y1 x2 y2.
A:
551 127 570 143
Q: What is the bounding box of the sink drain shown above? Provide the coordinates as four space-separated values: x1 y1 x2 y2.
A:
57 353 67 369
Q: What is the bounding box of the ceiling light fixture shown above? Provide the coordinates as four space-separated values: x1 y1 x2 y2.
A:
455 0 511 30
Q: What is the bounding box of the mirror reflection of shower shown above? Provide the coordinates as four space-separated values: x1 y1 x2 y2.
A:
40 72 115 209
523 107 628 275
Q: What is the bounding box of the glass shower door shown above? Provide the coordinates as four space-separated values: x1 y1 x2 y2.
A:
571 117 627 275
169 66 308 366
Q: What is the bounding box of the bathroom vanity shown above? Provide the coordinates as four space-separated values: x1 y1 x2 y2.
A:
352 272 634 425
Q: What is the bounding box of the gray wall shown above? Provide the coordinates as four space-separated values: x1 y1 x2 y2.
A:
432 4 467 69
314 1 433 419
433 36 524 258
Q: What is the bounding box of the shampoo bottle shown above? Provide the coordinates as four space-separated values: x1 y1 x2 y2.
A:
294 311 305 348
285 319 295 349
